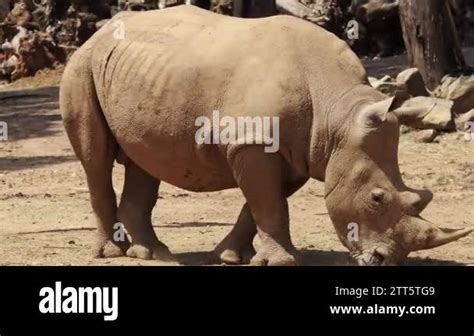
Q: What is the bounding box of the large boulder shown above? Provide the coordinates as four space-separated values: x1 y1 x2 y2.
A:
211 0 233 15
415 129 438 143
4 1 32 26
398 96 455 131
298 0 344 35
454 109 474 131
396 68 429 97
11 30 64 79
434 75 474 115
368 74 400 96
276 0 344 35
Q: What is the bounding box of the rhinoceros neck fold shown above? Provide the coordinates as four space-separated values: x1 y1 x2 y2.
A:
308 84 387 181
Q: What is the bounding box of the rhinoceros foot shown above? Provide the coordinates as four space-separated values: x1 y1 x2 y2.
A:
215 243 256 265
126 242 176 263
250 238 297 266
215 203 257 265
94 239 130 259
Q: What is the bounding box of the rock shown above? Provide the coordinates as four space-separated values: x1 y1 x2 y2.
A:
10 31 65 80
50 18 77 46
400 124 412 134
418 98 454 130
276 0 344 35
415 129 438 143
434 74 474 114
1 41 13 52
9 26 31 52
401 96 455 130
369 75 400 96
299 0 344 35
4 2 32 26
454 109 474 131
396 68 429 97
211 0 233 15
0 52 18 79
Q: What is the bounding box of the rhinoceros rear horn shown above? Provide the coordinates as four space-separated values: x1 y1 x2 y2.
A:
397 216 473 251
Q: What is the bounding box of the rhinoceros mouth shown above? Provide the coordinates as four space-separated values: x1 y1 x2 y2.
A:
351 246 399 266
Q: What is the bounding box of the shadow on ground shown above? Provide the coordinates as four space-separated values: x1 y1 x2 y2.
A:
0 86 61 141
174 248 467 266
154 221 232 228
13 222 469 266
0 155 76 172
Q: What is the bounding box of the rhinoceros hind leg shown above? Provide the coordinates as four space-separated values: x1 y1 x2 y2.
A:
117 160 176 263
87 159 130 259
230 146 296 266
215 203 256 264
60 62 130 259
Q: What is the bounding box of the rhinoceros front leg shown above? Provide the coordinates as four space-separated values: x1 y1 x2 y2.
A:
230 146 296 266
117 161 175 262
215 203 257 264
215 177 307 264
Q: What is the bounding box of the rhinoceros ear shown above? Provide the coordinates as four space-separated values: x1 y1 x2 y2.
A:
400 189 433 216
397 216 473 251
358 97 397 129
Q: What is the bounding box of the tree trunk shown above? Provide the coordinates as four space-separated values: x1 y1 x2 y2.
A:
399 0 466 91
0 0 10 21
192 0 211 9
233 0 276 18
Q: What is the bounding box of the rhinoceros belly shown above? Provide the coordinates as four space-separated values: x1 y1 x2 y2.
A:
103 99 237 192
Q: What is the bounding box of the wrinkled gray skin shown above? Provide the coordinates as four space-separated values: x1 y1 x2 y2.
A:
60 6 472 266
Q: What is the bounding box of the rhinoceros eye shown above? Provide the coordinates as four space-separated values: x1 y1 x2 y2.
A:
370 188 385 204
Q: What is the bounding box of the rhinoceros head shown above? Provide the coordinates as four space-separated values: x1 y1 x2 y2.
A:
324 96 473 265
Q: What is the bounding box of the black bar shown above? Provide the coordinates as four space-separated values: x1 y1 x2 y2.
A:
0 267 473 334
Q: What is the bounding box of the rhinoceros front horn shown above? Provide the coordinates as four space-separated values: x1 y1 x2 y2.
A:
396 216 473 251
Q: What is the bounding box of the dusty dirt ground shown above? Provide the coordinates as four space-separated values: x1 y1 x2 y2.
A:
0 71 473 266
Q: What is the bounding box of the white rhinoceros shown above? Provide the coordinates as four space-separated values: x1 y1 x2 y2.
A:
60 5 472 265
